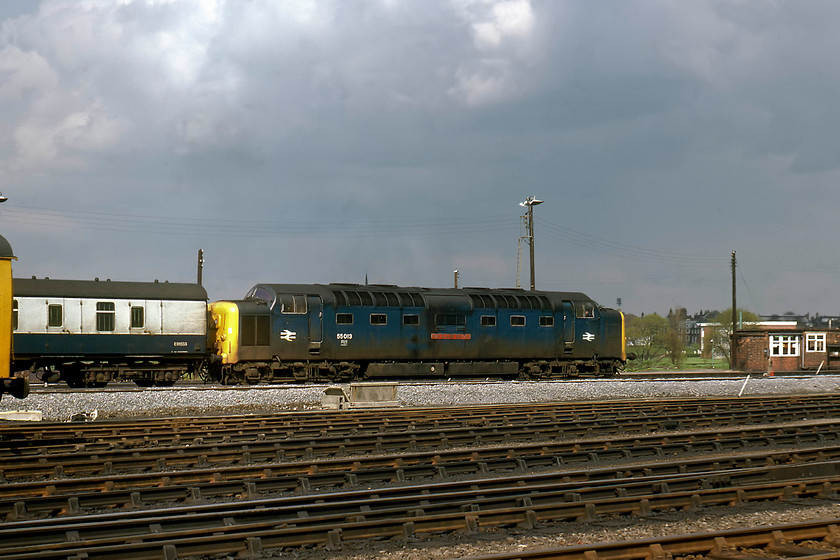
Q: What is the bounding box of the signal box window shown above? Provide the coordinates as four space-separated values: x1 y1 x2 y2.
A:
96 302 116 332
131 306 145 329
510 315 526 327
481 315 496 327
48 304 62 328
370 313 387 325
336 313 353 325
770 334 799 356
241 315 271 346
539 316 554 327
806 333 826 352
403 314 419 326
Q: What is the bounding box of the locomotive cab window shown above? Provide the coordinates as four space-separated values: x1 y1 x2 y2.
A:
481 315 496 327
510 315 526 327
12 300 17 331
131 306 145 329
370 313 387 325
539 316 554 327
96 302 116 332
48 304 62 328
246 286 275 304
576 301 596 318
336 313 353 325
403 314 419 326
278 294 307 314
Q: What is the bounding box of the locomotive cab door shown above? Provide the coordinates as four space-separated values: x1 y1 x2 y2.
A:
562 301 575 354
307 295 323 355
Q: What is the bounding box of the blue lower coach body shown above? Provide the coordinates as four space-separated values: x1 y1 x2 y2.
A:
14 333 206 387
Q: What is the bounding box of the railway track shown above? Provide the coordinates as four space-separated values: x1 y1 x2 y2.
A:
2 395 840 558
25 370 829 394
458 518 840 560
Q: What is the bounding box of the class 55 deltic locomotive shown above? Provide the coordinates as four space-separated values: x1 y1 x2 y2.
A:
207 283 628 385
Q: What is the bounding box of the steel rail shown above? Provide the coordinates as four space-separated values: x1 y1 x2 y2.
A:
456 518 840 560
2 413 840 483
3 437 840 521
1 461 840 558
3 394 840 448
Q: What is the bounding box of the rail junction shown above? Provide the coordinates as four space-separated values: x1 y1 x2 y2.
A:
2 394 840 558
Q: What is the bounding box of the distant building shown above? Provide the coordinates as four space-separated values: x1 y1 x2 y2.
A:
733 318 840 373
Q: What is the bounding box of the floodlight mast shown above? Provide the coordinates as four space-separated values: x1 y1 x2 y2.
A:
519 196 543 291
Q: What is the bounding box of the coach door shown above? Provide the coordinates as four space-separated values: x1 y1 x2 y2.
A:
308 295 323 355
562 301 575 354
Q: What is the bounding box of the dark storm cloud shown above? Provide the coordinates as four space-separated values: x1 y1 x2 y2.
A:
1 0 840 316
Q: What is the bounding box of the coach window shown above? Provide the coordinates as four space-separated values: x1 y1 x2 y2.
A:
336 313 353 325
510 315 526 327
481 315 496 327
131 306 145 329
48 304 62 328
403 314 419 326
370 313 387 325
96 302 116 332
12 300 17 331
539 316 554 327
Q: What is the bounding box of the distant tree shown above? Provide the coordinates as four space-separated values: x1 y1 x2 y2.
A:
625 313 668 364
665 308 687 367
705 308 761 366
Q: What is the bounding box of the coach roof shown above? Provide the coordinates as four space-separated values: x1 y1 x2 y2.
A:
14 277 208 301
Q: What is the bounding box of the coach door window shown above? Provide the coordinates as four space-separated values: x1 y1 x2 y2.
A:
48 304 63 328
131 306 145 329
96 302 116 332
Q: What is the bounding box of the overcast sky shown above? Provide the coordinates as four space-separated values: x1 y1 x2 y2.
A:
1 0 839 317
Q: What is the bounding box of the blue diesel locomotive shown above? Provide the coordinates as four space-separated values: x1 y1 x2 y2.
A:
207 283 627 384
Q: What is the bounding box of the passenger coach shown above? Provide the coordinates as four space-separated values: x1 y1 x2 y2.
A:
13 278 208 387
208 283 627 384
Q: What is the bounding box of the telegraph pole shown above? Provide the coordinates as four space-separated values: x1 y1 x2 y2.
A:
519 197 543 291
731 251 737 369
